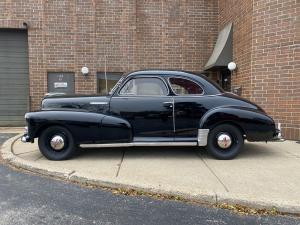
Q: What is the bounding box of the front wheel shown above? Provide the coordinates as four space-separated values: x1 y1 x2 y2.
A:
206 124 244 160
38 126 76 160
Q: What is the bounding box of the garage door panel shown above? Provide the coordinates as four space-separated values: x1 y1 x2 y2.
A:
0 103 27 110
0 95 27 100
0 77 29 81
0 42 28 48
0 56 28 60
0 109 27 116
0 29 29 126
0 114 27 118
0 70 29 73
0 63 29 69
0 120 25 126
0 86 29 91
0 98 28 103
0 100 28 105
0 51 28 55
0 81 29 86
0 57 28 62
0 68 29 73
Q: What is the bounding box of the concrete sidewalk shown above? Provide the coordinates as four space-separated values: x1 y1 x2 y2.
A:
1 133 300 213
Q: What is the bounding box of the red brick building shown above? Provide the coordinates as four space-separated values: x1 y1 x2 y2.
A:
0 0 298 140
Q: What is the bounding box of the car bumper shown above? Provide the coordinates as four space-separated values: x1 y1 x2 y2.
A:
21 135 30 143
271 128 285 142
21 126 33 143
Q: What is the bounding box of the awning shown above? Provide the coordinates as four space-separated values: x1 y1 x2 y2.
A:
204 23 233 71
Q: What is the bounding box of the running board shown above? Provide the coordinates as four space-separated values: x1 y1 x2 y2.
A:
80 142 198 148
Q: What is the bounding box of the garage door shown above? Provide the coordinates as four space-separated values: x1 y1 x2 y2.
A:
0 29 29 126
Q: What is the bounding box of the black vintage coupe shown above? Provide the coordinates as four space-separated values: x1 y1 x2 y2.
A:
22 70 282 160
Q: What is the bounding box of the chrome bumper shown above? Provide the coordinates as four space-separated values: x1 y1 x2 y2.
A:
21 135 30 143
21 126 31 143
270 128 285 142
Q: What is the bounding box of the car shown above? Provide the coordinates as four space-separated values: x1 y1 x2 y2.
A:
21 70 282 160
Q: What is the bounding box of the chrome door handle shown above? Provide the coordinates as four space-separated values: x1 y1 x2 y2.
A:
163 102 173 108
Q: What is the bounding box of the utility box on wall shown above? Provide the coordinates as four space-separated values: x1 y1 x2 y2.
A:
47 72 75 94
232 86 242 96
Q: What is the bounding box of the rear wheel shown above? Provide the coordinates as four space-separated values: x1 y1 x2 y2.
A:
206 124 244 160
38 126 76 160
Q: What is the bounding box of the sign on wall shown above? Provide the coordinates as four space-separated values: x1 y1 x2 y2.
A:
47 72 75 94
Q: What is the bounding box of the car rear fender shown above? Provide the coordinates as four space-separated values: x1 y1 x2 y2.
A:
199 106 276 141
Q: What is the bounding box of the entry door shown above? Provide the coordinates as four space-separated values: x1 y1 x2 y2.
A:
109 76 174 140
220 69 231 92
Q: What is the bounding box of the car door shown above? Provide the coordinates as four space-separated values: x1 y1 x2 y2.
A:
168 76 207 141
109 76 174 141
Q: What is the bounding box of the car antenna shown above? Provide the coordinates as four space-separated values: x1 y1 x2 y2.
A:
104 55 108 94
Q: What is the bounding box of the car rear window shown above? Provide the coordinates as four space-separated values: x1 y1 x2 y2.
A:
169 77 203 95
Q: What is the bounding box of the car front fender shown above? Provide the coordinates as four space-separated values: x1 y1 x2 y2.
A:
199 106 276 141
25 110 132 144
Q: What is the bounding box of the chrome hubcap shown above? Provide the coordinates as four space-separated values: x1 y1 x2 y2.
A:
50 135 65 151
217 133 232 149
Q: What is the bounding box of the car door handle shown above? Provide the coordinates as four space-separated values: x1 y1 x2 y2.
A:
163 102 173 108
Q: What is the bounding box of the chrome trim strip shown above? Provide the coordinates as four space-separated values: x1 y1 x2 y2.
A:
90 102 108 105
112 96 173 99
172 97 175 133
198 129 209 146
111 94 223 99
172 94 223 98
80 142 198 148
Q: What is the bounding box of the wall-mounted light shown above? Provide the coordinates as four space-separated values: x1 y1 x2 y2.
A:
228 62 237 72
81 66 89 76
23 22 29 29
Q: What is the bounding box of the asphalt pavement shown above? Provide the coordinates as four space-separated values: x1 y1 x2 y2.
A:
0 134 299 225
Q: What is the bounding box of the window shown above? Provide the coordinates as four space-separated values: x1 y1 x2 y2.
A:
97 72 123 95
169 77 203 95
119 77 168 96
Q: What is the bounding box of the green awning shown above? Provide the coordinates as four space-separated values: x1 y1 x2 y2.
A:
204 23 233 71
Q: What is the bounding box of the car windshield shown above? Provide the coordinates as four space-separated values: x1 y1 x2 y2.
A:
109 76 126 95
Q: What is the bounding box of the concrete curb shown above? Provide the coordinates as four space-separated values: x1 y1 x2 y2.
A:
1 135 300 214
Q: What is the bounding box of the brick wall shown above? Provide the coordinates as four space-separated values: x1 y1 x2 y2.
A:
218 0 299 140
1 0 299 139
218 0 253 99
251 0 299 140
0 0 218 110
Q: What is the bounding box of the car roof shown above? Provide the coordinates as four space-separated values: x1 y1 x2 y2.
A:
125 70 224 95
127 69 205 79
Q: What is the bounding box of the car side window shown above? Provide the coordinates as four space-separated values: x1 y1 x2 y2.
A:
169 77 203 95
119 77 168 96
